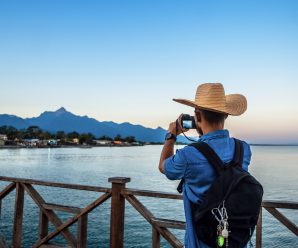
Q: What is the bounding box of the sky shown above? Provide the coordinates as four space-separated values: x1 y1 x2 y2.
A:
0 0 297 144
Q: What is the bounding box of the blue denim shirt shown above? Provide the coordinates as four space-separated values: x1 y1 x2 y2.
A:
164 130 252 248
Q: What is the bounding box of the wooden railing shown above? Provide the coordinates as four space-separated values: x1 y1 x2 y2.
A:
256 200 298 248
0 176 297 248
0 176 111 248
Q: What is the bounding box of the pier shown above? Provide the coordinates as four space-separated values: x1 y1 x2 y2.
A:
0 176 297 248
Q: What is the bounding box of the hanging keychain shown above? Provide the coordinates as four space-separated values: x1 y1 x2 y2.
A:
212 201 230 247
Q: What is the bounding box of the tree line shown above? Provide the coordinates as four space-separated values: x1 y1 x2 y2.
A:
0 125 138 145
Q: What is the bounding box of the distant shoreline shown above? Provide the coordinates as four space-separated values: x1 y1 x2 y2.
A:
1 143 298 149
0 144 144 149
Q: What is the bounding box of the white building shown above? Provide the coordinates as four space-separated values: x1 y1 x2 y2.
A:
0 134 7 146
0 134 8 141
93 140 112 145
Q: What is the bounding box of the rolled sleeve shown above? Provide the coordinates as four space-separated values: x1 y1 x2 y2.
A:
164 149 187 180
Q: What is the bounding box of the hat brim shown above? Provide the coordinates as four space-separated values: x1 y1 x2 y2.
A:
173 94 247 116
225 94 247 116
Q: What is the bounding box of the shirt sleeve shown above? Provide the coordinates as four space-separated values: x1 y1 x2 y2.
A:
164 149 187 180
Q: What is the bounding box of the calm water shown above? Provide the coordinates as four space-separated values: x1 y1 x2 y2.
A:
0 145 297 247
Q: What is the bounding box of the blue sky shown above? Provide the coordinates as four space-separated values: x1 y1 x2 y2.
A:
0 0 297 143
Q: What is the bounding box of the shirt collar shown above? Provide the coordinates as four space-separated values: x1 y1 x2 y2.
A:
199 129 230 142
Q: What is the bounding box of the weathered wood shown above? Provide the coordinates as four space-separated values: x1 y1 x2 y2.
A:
122 188 183 200
0 176 110 193
256 207 262 248
39 210 49 240
77 214 88 248
153 218 185 230
264 207 298 236
109 177 130 248
33 193 111 248
108 177 131 184
23 184 77 247
125 194 183 248
152 227 160 248
0 182 16 200
262 200 298 210
1 176 298 248
158 227 183 248
43 203 81 214
12 183 25 248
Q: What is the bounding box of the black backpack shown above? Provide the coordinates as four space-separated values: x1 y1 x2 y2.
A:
177 139 263 248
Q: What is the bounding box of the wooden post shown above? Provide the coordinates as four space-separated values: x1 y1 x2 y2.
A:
109 177 130 248
12 183 25 248
256 207 262 248
38 210 48 240
77 214 88 248
152 227 160 248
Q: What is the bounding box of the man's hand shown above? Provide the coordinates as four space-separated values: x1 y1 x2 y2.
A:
167 114 188 136
159 115 187 174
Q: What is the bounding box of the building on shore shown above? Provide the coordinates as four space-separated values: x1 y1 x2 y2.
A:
93 139 112 145
0 134 7 146
23 139 40 147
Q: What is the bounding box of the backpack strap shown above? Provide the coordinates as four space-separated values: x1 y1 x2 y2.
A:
176 139 244 194
177 178 184 193
177 142 224 193
190 142 224 175
228 138 244 167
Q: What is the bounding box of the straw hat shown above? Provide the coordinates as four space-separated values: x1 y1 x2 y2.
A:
173 83 247 116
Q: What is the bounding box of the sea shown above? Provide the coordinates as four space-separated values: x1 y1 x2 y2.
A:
0 145 297 247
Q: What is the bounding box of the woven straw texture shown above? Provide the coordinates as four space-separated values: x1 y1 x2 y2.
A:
173 83 247 116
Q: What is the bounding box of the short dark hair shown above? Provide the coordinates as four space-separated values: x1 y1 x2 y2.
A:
200 109 226 124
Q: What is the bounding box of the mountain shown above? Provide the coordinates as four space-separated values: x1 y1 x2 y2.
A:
0 114 29 129
0 107 189 143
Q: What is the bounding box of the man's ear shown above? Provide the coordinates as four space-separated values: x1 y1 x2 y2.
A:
196 111 202 122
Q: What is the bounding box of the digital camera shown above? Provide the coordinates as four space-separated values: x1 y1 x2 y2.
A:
181 114 196 129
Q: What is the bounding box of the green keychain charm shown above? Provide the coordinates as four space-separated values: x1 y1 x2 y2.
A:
217 235 225 247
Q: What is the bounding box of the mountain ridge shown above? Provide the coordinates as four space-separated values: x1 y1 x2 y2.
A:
0 107 188 143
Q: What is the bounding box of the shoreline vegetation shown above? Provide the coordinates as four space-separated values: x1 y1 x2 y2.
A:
0 125 150 148
0 125 190 148
0 125 297 149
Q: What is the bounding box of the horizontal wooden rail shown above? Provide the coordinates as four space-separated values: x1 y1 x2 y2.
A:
153 218 186 230
42 203 81 214
0 176 111 193
262 200 298 209
122 188 182 200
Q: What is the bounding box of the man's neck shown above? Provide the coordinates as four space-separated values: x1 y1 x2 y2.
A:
202 123 224 135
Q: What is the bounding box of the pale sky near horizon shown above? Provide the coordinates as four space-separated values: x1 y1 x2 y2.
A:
0 0 298 143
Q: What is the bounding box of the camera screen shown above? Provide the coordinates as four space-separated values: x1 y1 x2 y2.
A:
182 120 193 129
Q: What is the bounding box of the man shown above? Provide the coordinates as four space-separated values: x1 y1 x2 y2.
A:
159 83 252 248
